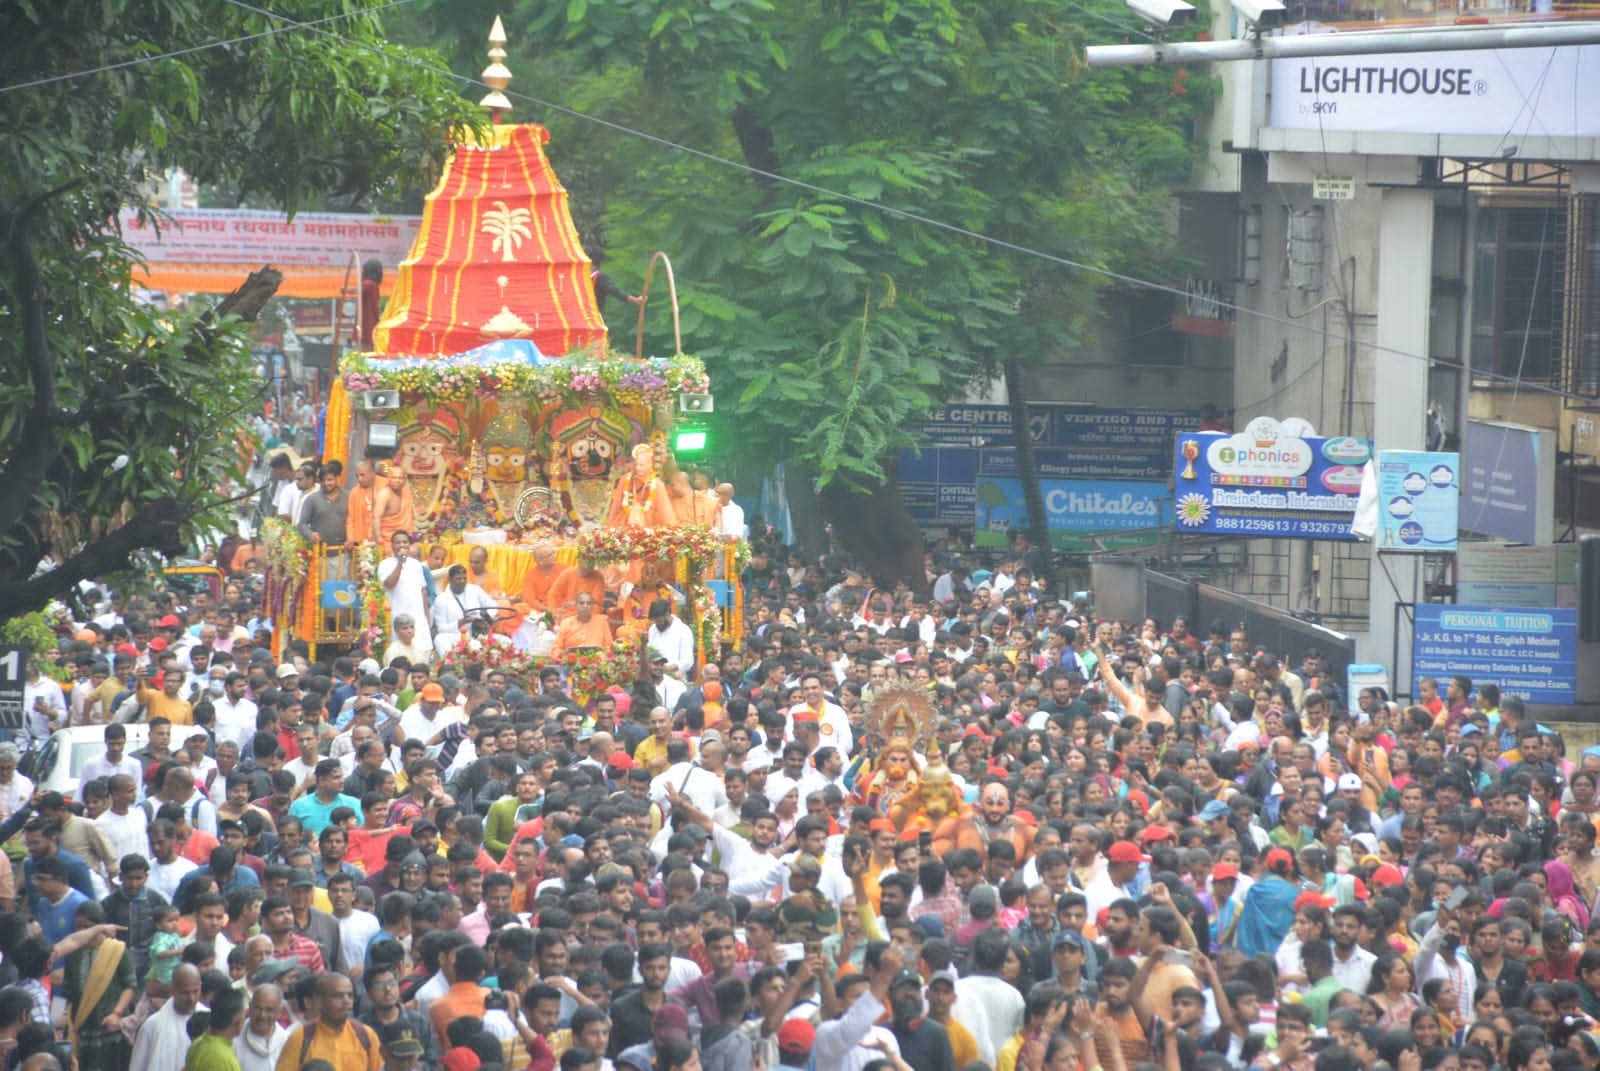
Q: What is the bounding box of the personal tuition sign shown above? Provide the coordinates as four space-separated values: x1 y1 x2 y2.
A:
1268 43 1600 139
1172 417 1369 540
1412 604 1577 706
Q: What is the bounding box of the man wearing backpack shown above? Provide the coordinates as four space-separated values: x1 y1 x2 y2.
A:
143 762 220 838
276 973 380 1070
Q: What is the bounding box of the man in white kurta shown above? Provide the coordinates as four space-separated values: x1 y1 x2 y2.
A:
131 964 206 1071
429 565 495 655
379 533 432 653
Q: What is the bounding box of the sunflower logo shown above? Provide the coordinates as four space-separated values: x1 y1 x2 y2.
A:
1177 493 1211 527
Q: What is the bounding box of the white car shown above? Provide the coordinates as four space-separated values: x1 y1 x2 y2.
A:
28 724 150 799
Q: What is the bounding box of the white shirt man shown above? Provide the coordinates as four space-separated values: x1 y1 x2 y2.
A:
814 985 900 1071
1331 939 1377 993
335 905 382 971
957 970 1023 1066
131 979 206 1071
382 615 433 668
234 998 290 1071
212 685 260 750
784 677 853 757
273 478 302 524
150 851 198 903
96 798 151 862
715 484 747 540
23 672 66 745
398 692 462 749
650 761 728 819
647 612 697 679
81 749 143 790
429 570 495 655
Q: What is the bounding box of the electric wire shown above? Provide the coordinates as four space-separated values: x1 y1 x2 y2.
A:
0 0 422 97
27 0 1595 406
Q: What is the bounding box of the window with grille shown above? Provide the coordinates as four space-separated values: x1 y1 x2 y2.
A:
1563 195 1600 399
1470 201 1563 387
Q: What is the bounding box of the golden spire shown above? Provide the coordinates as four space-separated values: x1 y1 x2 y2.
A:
479 15 513 116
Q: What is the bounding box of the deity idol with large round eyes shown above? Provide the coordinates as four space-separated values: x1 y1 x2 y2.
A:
395 412 459 516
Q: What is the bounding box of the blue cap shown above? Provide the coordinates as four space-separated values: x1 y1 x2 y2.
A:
1199 799 1231 821
1053 930 1089 952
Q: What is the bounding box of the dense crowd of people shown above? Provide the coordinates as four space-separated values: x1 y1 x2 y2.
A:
3 478 1587 1071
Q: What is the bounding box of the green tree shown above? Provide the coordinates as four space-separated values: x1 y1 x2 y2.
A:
0 0 483 616
476 0 1212 587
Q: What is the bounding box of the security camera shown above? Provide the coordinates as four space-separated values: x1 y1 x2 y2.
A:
1126 0 1196 27
1231 0 1286 28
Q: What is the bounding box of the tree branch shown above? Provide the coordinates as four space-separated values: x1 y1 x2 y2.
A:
66 267 281 428
0 497 189 619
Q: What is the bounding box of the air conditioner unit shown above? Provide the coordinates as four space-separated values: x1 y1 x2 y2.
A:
679 393 714 414
360 390 400 411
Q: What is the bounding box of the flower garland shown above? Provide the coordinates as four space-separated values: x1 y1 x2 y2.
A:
444 632 546 690
562 638 637 702
343 352 709 407
689 579 721 656
260 520 311 627
578 525 750 572
355 544 388 647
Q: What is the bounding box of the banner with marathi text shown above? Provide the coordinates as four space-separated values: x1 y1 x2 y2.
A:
120 208 421 299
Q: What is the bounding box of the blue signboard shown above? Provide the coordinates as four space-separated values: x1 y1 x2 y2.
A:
974 477 1171 550
1412 604 1577 705
901 405 1194 526
1462 420 1549 545
898 447 979 526
1172 417 1369 540
1376 450 1460 551
977 447 1170 482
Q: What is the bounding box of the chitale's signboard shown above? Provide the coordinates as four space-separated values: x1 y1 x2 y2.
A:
1268 42 1600 137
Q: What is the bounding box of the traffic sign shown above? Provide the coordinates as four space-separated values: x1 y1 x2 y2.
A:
0 645 25 730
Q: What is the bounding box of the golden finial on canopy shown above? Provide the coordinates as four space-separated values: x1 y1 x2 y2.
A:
479 16 513 116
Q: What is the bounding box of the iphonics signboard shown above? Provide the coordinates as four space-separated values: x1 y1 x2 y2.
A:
1268 42 1600 138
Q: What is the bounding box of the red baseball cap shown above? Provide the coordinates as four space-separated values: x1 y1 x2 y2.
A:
778 1019 816 1057
148 637 168 652
1212 862 1240 881
607 752 635 772
1141 825 1174 845
1370 863 1404 888
157 614 182 629
1107 840 1149 865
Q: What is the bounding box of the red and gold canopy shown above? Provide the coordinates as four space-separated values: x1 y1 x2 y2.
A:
371 123 607 360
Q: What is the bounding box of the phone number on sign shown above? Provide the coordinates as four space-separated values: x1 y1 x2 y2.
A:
1209 515 1352 536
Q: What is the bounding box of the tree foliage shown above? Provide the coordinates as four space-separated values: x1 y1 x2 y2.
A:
0 0 483 615
421 0 1213 580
